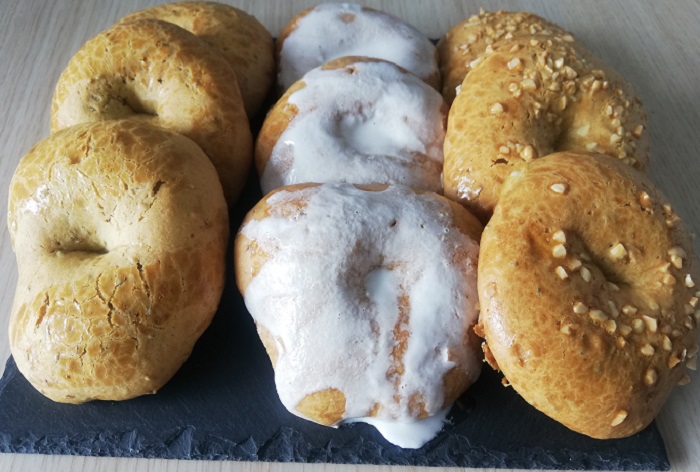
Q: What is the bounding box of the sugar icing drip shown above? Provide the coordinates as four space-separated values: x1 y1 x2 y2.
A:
343 409 450 449
241 184 481 448
278 2 438 91
262 61 445 194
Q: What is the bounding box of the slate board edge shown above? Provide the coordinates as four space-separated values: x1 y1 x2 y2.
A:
0 357 670 471
0 425 671 471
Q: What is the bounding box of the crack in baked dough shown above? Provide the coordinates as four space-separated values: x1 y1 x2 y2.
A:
136 261 152 310
34 292 49 329
94 273 108 306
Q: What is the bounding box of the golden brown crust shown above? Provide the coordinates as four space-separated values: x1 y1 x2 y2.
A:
7 120 229 403
295 388 347 426
119 1 275 117
441 11 649 221
50 19 253 206
477 152 698 439
437 10 569 105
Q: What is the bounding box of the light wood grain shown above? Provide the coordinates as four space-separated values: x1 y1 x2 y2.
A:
1 1 699 471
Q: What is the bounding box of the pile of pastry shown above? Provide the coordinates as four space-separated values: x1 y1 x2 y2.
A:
8 2 269 405
7 2 699 450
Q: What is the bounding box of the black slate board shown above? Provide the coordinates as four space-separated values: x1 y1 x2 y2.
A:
0 175 670 470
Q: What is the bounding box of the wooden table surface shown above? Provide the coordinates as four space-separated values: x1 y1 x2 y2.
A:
1 0 699 471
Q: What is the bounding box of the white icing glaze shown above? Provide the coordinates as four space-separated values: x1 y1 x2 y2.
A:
343 408 449 449
261 61 445 195
278 3 438 91
241 183 481 447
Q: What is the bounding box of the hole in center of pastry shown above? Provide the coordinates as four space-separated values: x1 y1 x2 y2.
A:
334 107 405 159
51 236 109 256
83 77 159 119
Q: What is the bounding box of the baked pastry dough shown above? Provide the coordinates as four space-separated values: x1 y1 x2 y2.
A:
440 10 649 221
235 183 483 448
438 10 569 105
256 57 446 194
119 1 275 117
477 152 698 439
50 19 253 206
7 120 229 403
